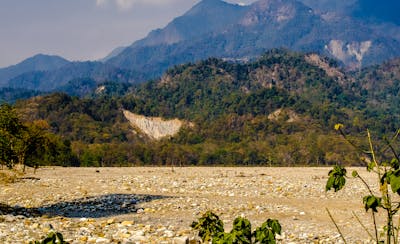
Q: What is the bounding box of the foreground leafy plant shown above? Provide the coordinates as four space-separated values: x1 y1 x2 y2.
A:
29 232 68 244
191 211 224 242
191 211 281 243
326 124 400 243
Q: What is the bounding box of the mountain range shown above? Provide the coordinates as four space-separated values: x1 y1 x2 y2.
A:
1 0 400 95
106 0 400 78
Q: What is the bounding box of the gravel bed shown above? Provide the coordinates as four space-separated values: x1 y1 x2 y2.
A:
0 167 386 243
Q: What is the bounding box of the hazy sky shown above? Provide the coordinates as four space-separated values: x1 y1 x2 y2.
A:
0 0 256 68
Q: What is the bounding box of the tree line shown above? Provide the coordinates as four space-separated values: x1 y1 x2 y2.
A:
1 50 399 167
0 103 78 170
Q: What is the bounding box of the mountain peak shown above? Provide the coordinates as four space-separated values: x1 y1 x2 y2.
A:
193 0 226 7
8 54 70 74
185 0 243 16
21 54 69 67
128 0 247 47
0 54 70 86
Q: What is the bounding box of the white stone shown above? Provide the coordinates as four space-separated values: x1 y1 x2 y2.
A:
173 236 189 244
95 237 109 243
164 230 175 238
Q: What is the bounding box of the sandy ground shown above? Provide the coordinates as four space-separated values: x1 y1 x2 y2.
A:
0 167 392 243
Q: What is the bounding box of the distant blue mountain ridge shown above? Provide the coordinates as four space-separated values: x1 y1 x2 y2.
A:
1 0 399 93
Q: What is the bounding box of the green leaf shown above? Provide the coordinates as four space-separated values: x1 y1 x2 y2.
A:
326 166 347 192
388 169 400 194
231 216 252 242
56 232 65 242
254 228 276 244
212 232 232 244
367 162 375 172
352 170 359 178
391 158 400 170
326 176 334 191
267 219 282 235
363 195 382 212
253 219 282 243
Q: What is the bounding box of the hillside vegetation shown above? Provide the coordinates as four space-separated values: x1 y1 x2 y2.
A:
8 50 400 167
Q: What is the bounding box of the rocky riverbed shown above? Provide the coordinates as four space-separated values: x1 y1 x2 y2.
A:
0 167 387 243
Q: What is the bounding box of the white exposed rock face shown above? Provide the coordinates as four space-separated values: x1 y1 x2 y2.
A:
326 40 347 62
268 109 299 123
95 85 106 94
348 41 372 63
123 110 185 140
325 39 372 69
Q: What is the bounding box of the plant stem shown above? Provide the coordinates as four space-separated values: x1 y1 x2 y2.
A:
352 211 373 239
396 214 400 244
367 130 381 172
387 210 393 244
356 172 379 241
382 129 400 162
326 208 347 244
367 130 387 242
385 173 394 244
372 211 379 243
357 175 374 195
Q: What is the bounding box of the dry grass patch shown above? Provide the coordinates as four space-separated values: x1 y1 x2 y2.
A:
0 169 25 184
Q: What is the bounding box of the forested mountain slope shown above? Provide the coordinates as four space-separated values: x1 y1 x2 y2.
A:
12 50 400 167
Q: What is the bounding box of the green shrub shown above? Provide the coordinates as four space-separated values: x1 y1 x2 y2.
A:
191 211 281 243
191 211 224 242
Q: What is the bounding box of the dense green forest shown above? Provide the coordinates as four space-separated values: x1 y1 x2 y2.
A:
0 103 78 169
2 50 400 167
0 88 44 104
